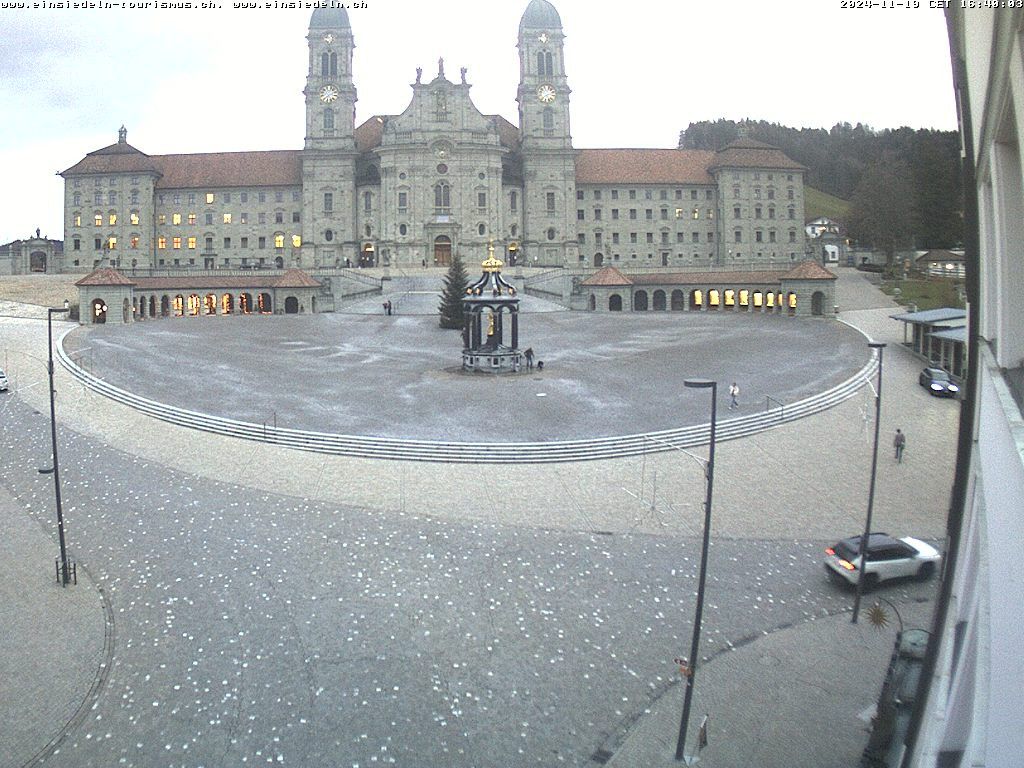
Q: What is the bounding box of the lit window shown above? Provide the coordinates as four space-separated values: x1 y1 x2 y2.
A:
206 193 215 204
188 213 196 225
74 214 82 227
130 212 140 225
188 237 197 249
109 213 117 225
130 236 139 249
158 237 166 249
292 235 302 247
223 213 232 224
107 236 117 250
692 207 699 220
275 235 285 248
173 213 182 225
158 214 166 225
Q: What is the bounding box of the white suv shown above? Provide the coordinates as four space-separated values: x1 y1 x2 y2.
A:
824 533 941 588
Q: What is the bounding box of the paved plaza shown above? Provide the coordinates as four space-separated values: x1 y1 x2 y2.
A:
62 286 867 443
0 268 960 767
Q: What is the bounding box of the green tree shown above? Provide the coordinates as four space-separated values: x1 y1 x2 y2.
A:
847 155 916 268
438 255 469 329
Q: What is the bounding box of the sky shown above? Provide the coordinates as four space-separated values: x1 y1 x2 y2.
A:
0 0 959 245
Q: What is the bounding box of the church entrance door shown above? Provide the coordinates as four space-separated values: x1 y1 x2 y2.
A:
434 236 452 267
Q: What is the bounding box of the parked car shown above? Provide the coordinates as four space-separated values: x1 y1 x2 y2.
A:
824 533 941 589
0 368 8 392
919 367 960 397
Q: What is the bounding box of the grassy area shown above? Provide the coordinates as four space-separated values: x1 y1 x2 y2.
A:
0 274 79 308
804 186 851 222
880 276 965 311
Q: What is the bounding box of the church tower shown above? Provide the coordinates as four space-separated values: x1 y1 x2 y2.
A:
517 0 578 267
302 7 359 268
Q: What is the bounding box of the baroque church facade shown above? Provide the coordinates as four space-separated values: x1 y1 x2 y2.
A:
61 0 808 274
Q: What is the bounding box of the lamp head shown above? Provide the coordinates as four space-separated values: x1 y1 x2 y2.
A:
684 378 716 389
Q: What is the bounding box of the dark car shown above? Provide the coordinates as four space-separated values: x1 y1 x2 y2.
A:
919 367 959 397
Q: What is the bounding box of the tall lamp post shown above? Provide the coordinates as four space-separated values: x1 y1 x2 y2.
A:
47 300 72 585
852 342 886 623
675 378 717 762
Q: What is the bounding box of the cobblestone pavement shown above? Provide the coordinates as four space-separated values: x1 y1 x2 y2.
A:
0 267 959 767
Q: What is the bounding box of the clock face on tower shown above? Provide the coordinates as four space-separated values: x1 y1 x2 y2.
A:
319 85 339 103
537 84 556 104
538 32 549 43
322 33 335 43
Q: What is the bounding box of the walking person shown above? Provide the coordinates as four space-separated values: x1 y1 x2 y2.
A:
524 347 534 370
728 381 740 410
894 428 907 463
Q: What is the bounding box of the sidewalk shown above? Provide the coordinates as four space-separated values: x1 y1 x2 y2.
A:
603 599 934 768
0 484 109 768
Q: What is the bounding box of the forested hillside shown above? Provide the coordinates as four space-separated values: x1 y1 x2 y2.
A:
679 119 963 255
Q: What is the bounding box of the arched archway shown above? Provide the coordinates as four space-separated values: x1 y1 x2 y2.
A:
173 295 184 317
285 296 299 314
690 289 703 309
204 294 217 315
787 292 798 316
275 256 285 269
671 290 685 311
122 298 130 324
811 291 825 316
752 291 764 311
360 242 377 267
609 294 623 311
433 236 451 267
240 293 253 314
188 294 201 316
593 252 604 267
160 295 170 317
148 295 156 317
724 289 736 310
91 298 107 324
258 293 273 314
707 289 720 310
589 294 596 311
652 290 666 311
634 290 649 311
30 251 47 272
222 293 234 314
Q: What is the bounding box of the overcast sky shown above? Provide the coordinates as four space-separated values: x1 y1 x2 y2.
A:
0 0 958 245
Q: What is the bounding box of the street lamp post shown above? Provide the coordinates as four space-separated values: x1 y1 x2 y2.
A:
47 300 72 585
675 378 717 762
852 342 886 623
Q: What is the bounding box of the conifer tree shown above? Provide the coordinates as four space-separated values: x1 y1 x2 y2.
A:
438 255 469 329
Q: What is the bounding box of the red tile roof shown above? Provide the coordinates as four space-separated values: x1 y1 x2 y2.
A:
576 149 716 185
153 151 301 189
781 260 837 280
75 268 136 286
709 138 806 173
580 266 632 286
77 269 320 290
62 145 302 189
627 270 790 285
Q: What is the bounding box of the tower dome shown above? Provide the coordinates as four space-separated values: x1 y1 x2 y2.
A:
309 6 350 29
519 0 562 31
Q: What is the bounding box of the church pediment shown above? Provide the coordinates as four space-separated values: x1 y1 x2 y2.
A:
381 59 503 146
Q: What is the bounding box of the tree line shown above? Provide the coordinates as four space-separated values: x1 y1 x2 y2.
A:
679 119 963 262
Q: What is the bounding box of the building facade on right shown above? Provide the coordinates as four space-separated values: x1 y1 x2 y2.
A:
900 10 1024 767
